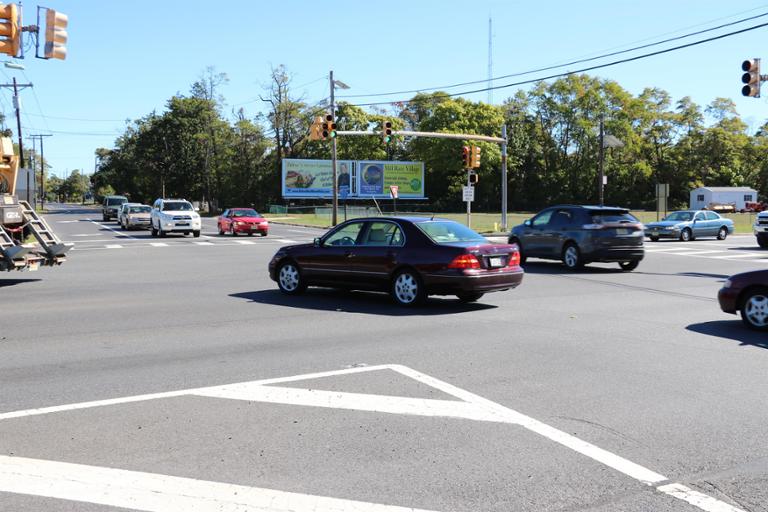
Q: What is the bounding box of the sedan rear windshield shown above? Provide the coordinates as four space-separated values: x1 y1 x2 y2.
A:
590 211 638 224
106 198 127 206
162 202 193 211
416 221 486 243
129 206 151 213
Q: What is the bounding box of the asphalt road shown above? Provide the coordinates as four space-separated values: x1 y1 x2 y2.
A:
1 204 767 512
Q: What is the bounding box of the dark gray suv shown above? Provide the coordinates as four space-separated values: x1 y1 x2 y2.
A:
508 205 644 271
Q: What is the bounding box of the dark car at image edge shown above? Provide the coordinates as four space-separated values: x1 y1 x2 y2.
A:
268 217 523 306
718 269 768 331
508 205 644 271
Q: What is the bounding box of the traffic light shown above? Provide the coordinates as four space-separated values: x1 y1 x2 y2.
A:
469 171 479 185
382 121 393 144
742 58 761 97
470 145 481 168
462 146 470 168
0 3 19 58
322 113 336 139
44 9 68 60
309 117 323 141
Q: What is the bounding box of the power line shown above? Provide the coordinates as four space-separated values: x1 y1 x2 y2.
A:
339 10 768 100
346 20 768 108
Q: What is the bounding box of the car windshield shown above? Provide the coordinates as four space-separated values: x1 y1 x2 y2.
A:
129 206 150 213
162 202 193 211
591 211 638 224
417 221 487 243
232 209 259 217
107 198 127 206
664 212 693 222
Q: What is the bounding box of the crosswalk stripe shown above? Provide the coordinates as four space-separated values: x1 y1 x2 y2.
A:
194 241 214 246
235 240 256 245
712 253 765 259
277 239 297 243
105 244 123 249
150 243 168 247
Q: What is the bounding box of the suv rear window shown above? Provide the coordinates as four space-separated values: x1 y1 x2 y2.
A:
590 211 638 224
106 197 127 206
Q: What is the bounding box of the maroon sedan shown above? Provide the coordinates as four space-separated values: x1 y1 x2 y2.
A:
718 269 768 330
268 217 523 306
218 208 269 236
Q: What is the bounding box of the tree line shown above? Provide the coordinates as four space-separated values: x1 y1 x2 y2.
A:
91 65 768 213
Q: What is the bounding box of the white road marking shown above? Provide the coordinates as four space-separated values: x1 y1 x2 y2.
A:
644 246 695 252
194 241 214 246
235 240 256 245
87 219 138 240
70 234 103 237
0 455 437 512
657 483 745 512
56 220 80 224
105 244 123 249
667 250 726 256
712 253 765 259
277 238 297 243
0 364 745 512
150 243 168 247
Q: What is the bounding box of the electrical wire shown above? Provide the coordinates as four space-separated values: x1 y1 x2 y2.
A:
339 10 768 100
345 20 768 108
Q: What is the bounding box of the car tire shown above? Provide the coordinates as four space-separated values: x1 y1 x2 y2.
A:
277 261 307 295
193 230 200 238
562 243 583 270
758 236 768 248
230 225 237 237
456 292 484 303
740 287 768 331
649 236 659 242
717 227 728 240
218 225 224 236
102 215 108 222
151 224 158 237
509 238 526 265
391 269 426 307
248 232 254 237
159 227 167 238
619 261 639 271
680 228 692 242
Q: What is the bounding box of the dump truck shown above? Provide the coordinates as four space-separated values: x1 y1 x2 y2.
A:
0 137 70 272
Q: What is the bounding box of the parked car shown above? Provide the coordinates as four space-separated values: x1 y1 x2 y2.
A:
150 198 201 237
508 205 644 271
718 269 768 331
102 195 128 222
644 210 734 242
268 217 523 306
120 204 151 230
754 211 768 248
217 208 268 236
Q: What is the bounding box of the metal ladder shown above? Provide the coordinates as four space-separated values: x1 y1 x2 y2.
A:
0 224 31 269
19 200 71 263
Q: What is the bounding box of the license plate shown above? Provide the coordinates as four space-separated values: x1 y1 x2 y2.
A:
650 231 659 236
488 256 504 268
616 228 629 235
177 223 189 226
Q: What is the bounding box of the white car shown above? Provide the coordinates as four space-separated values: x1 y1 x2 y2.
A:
150 198 202 237
754 211 768 248
120 203 152 230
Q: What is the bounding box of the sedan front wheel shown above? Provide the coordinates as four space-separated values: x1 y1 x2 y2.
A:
741 287 768 331
277 261 306 295
391 269 426 307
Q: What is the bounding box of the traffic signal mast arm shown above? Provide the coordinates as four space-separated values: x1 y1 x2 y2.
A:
334 129 505 143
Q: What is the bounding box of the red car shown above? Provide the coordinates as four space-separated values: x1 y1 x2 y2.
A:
268 217 523 306
218 208 269 236
718 269 768 331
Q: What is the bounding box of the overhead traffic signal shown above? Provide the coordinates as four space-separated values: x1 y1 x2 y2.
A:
462 146 470 168
742 58 761 97
382 121 393 143
322 113 336 139
44 9 68 60
469 145 481 168
0 3 19 57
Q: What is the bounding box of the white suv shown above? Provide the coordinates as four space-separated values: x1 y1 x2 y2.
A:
150 198 202 238
754 211 768 248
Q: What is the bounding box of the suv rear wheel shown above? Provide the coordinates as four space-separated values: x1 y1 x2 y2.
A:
562 243 583 270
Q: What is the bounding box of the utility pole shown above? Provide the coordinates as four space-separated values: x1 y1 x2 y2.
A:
598 114 605 207
501 124 508 231
329 70 338 226
30 134 52 210
0 78 33 169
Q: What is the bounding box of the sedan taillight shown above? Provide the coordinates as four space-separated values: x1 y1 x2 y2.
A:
448 254 481 269
507 251 520 267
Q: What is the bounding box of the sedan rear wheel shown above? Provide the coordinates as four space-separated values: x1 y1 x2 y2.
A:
741 287 768 331
717 226 728 240
649 236 659 242
562 244 583 270
619 261 639 271
391 269 426 307
277 262 306 295
456 292 484 303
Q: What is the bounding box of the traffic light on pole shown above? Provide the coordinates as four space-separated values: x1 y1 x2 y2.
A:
470 145 481 168
742 58 761 97
462 146 470 168
0 3 19 58
322 113 336 140
469 171 479 185
382 121 393 144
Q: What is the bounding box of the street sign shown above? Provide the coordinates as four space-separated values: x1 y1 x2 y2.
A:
462 186 474 202
389 185 398 199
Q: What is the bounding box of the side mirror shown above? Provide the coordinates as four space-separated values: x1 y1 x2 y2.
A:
523 219 531 227
313 237 322 247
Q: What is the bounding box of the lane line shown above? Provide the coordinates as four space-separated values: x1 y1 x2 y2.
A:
86 219 138 240
235 240 256 245
277 238 298 243
105 244 123 249
0 455 437 512
712 253 765 259
194 241 215 246
149 243 168 247
657 483 745 512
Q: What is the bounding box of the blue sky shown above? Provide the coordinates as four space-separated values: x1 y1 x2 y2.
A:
4 0 768 178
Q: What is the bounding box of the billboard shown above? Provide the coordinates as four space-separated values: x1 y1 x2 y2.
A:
282 159 425 199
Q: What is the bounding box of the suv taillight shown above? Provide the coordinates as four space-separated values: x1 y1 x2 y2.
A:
448 254 481 269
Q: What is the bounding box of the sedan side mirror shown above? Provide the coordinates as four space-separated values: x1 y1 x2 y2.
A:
313 237 322 247
523 219 531 227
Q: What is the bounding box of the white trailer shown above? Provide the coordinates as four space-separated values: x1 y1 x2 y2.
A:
689 186 757 211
